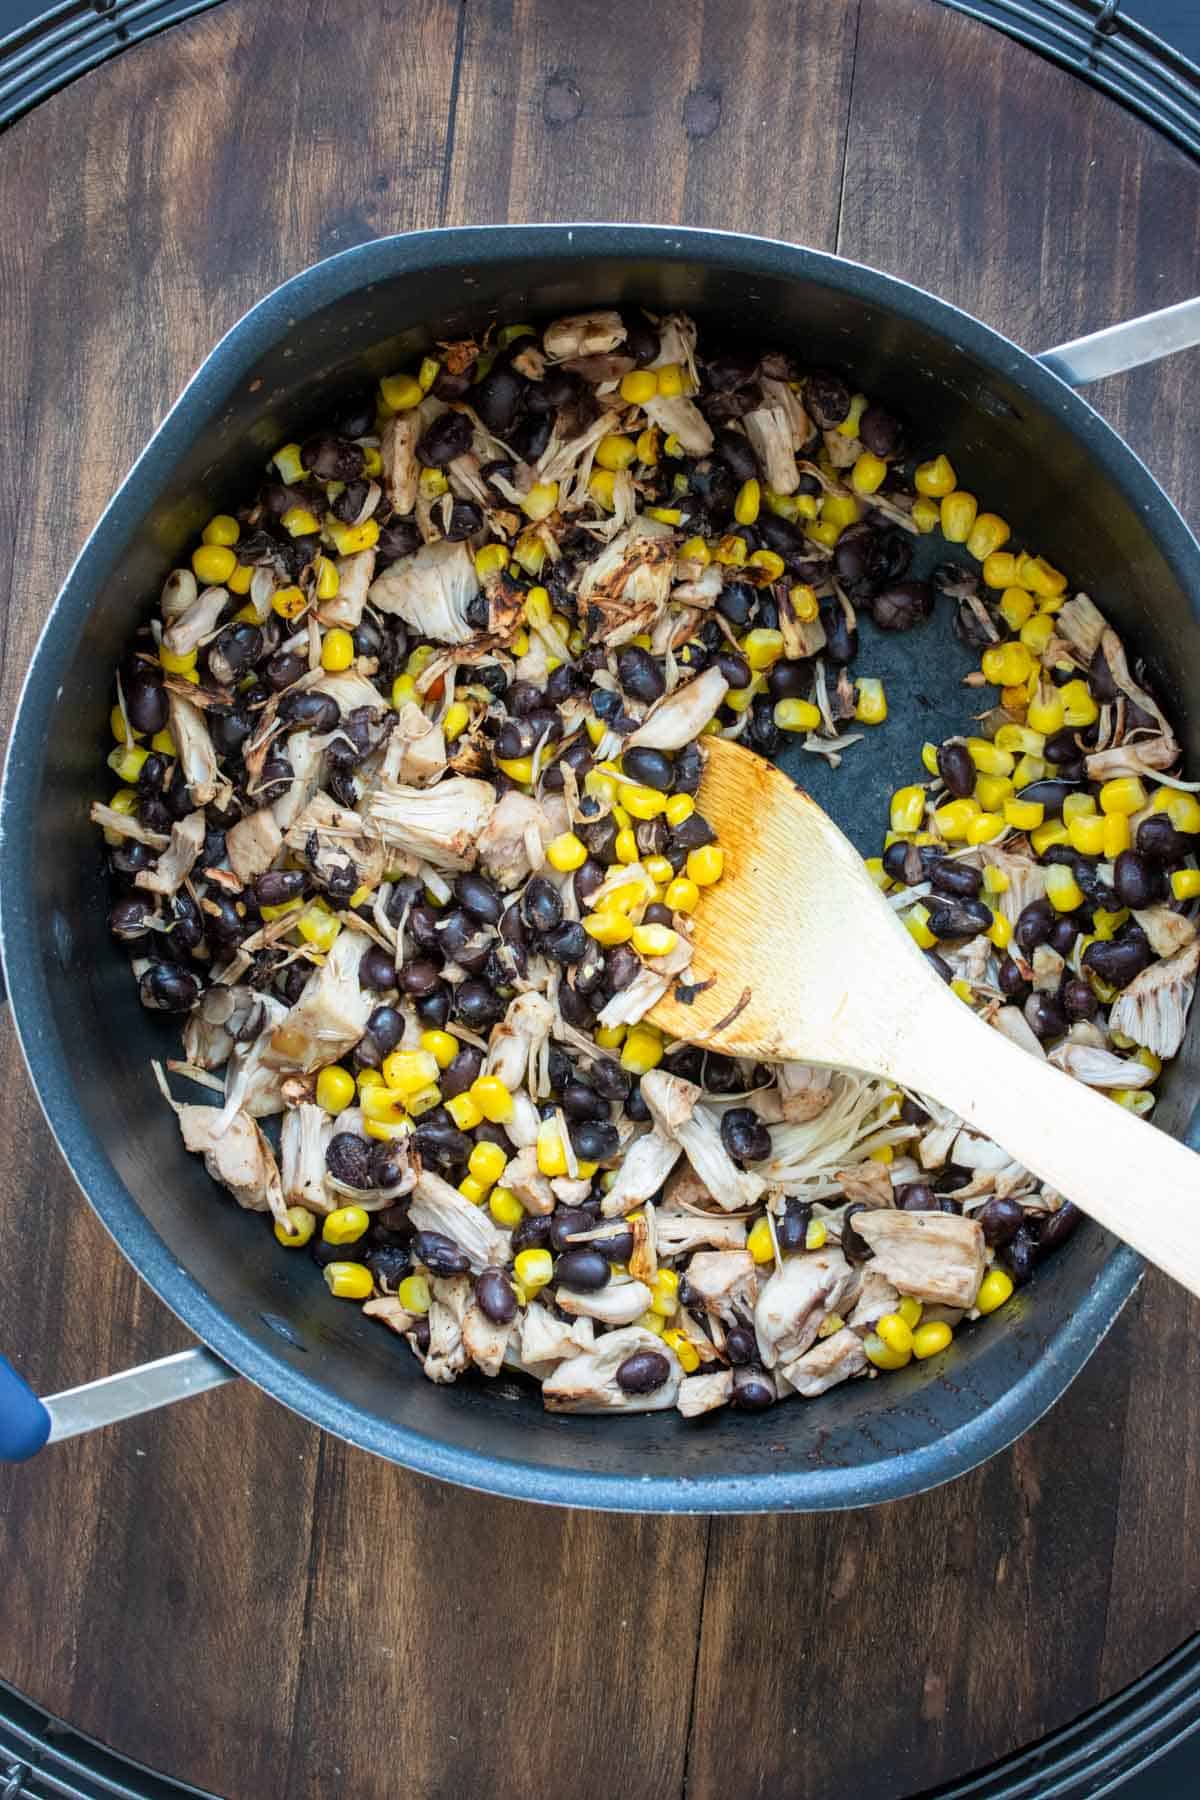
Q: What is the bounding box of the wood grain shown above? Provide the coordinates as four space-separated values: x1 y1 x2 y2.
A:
0 1 1197 1797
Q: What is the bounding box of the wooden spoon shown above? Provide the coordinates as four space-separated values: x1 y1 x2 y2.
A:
649 736 1200 1296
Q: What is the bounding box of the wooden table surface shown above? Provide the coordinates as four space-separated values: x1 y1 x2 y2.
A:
1 2 1199 1796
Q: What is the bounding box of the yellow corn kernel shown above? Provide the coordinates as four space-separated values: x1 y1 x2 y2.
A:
660 877 699 916
359 1088 409 1130
445 1092 484 1132
642 857 674 885
773 698 822 734
1112 1088 1155 1116
456 1174 487 1206
831 392 866 437
663 1328 700 1373
636 427 660 466
965 512 1010 562
310 555 340 602
359 445 383 478
468 1140 508 1188
619 368 659 405
1171 868 1200 900
793 1219 824 1257
436 700 468 745
276 506 319 543
976 1268 1014 1314
275 1205 316 1248
821 492 861 530
662 433 685 459
888 1297 921 1332
416 355 440 392
1026 684 1065 735
202 513 240 548
735 629 780 674
1012 755 1046 790
297 906 341 951
398 1274 432 1315
912 1320 953 1359
965 737 1014 777
980 642 1034 687
272 584 308 620
850 450 888 496
226 563 253 596
535 1120 568 1179
933 798 980 841
463 1075 511 1126
322 1205 370 1247
583 910 634 947
1062 793 1096 824
748 550 786 583
544 831 587 873
982 550 1021 590
765 487 798 520
273 442 308 484
903 904 936 949
980 867 1009 899
595 432 638 473
632 923 679 958
939 490 978 544
110 704 141 744
1059 679 1099 727
317 626 354 674
189 543 236 586
649 1268 680 1318
326 517 379 556
747 1217 776 1265
1066 814 1105 856
974 774 1013 813
471 543 506 583
655 361 685 397
864 1331 910 1371
521 480 559 522
1045 863 1084 912
495 755 534 786
419 467 449 500
855 678 887 725
584 467 617 512
511 530 546 577
877 1312 914 1355
1003 797 1044 832
890 786 926 834
619 1025 664 1076
1135 1047 1163 1081
1020 613 1055 656
1100 776 1147 816
988 910 1013 951
106 743 148 784
1155 790 1200 833
1100 813 1131 859
380 372 423 411
687 845 725 887
910 496 940 533
997 587 1035 631
789 584 820 624
1018 554 1067 598
1029 820 1068 857
679 535 710 566
618 782 669 821
323 1262 373 1300
664 795 695 829
389 675 419 711
804 518 840 548
484 1186 522 1230
315 1065 356 1115
381 1050 439 1100
614 827 639 864
967 811 1006 845
914 453 956 497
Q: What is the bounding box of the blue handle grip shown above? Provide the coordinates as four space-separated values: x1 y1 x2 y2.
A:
0 1351 52 1460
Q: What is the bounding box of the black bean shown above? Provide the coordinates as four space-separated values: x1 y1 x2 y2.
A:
896 1182 938 1212
719 1107 771 1166
670 813 715 852
588 1060 629 1104
569 1120 620 1164
900 1097 930 1127
621 746 674 791
1057 977 1096 1024
883 840 924 887
542 921 587 964
712 429 759 484
820 603 857 665
109 895 155 941
357 945 396 991
1113 850 1164 909
255 869 306 907
1018 779 1078 815
445 500 483 542
278 690 339 733
395 959 439 998
264 650 304 692
840 1202 873 1263
301 432 365 481
125 673 168 735
625 1080 650 1122
806 370 851 429
621 315 660 366
978 1196 1024 1248
371 1137 412 1187
454 872 502 925
475 364 525 433
553 1247 608 1293
764 659 807 703
1024 992 1067 1041
716 583 753 628
927 898 993 939
929 860 983 900
417 410 473 467
412 1230 470 1276
1137 815 1189 862
749 693 781 757
616 645 665 703
360 1247 408 1295
508 1218 551 1263
560 1082 607 1123
475 1266 517 1325
1015 898 1055 954
731 1368 775 1410
776 1200 813 1255
997 955 1029 999
575 860 605 909
610 1349 669 1395
138 963 202 1011
724 1326 758 1364
545 1206 590 1255
517 875 560 934
377 520 421 563
925 949 953 984
1036 1199 1082 1254
859 405 902 458
453 980 504 1029
870 580 932 632
413 1118 472 1171
1003 1226 1038 1287
204 895 246 950
326 1134 373 1186
937 742 975 799
1082 932 1153 990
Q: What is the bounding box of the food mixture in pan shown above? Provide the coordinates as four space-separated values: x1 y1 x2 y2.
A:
95 309 1200 1416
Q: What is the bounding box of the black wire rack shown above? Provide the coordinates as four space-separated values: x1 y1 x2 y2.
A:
0 0 1198 1795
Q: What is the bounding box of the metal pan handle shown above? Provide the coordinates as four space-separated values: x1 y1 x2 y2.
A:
0 1346 237 1461
1038 294 1200 387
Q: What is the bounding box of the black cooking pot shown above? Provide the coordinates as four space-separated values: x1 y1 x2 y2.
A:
2 225 1198 1508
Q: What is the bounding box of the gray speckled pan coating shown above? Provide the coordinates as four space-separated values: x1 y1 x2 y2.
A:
2 224 1198 1511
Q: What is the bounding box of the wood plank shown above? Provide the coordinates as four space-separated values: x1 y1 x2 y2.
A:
286 1455 707 1800
445 0 859 244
